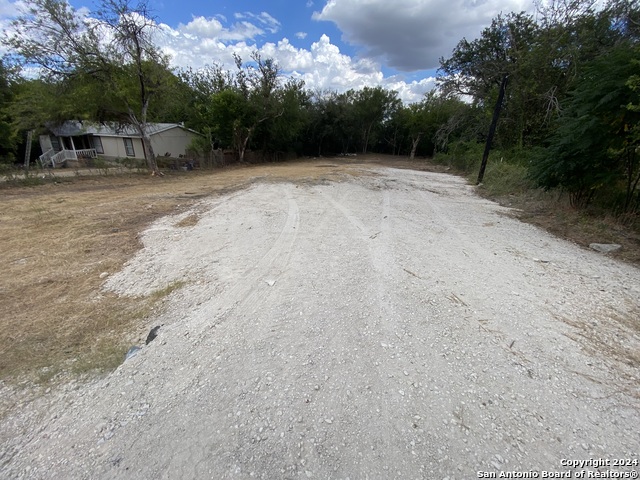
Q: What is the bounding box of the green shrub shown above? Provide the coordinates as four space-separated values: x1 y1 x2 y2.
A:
433 141 483 173
479 161 533 197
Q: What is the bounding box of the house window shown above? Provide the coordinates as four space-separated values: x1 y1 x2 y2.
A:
51 136 61 152
123 138 135 156
92 136 104 154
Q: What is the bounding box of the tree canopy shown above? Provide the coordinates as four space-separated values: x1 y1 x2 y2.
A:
1 0 639 213
0 59 18 161
4 0 174 174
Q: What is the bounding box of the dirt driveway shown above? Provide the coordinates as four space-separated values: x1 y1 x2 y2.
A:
2 166 639 479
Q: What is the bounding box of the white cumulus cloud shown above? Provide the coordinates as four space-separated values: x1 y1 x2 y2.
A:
154 17 432 102
181 16 224 38
313 0 533 70
1 1 466 103
235 11 281 34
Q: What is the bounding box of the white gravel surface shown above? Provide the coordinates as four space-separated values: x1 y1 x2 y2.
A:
2 167 639 479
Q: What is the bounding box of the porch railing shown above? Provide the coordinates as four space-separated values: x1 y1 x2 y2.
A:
38 148 97 168
38 149 54 167
74 148 98 159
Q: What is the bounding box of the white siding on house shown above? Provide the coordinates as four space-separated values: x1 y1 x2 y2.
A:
42 123 200 162
39 135 53 152
150 126 197 158
99 136 145 160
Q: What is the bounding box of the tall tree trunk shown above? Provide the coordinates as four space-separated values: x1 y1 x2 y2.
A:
130 104 162 176
392 127 398 156
239 134 250 163
477 74 509 185
235 125 253 163
362 123 373 154
132 121 161 176
409 133 422 160
140 132 162 176
131 122 162 176
624 148 640 213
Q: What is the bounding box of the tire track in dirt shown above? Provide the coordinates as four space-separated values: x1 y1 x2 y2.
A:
83 185 304 478
3 168 639 480
216 184 300 317
315 184 471 477
104 188 251 297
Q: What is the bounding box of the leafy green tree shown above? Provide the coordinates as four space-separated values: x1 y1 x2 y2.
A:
207 88 247 151
229 53 285 162
0 59 18 162
397 101 429 160
353 86 401 154
4 0 173 175
145 69 193 124
531 45 640 211
178 64 232 153
398 92 469 159
522 0 631 142
331 90 359 154
439 12 538 183
257 78 310 157
305 91 335 156
180 56 310 162
432 98 476 154
303 90 357 156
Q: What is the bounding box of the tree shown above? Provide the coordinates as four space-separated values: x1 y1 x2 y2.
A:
207 88 246 152
181 55 308 163
397 102 428 160
302 90 357 156
0 59 18 162
332 90 359 154
305 91 336 156
258 78 309 157
625 54 640 211
527 0 626 134
4 0 172 175
530 45 640 211
352 86 401 154
432 98 475 154
178 64 233 156
229 53 285 162
398 92 469 159
439 12 538 183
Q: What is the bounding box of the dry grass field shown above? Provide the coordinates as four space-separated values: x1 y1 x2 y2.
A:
0 160 362 385
1 155 638 388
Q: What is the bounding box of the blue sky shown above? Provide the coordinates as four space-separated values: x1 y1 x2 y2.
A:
1 0 534 102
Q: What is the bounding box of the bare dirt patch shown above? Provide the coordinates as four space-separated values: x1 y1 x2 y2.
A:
0 161 369 385
1 156 638 478
2 155 638 386
479 187 640 266
0 160 640 479
174 213 200 228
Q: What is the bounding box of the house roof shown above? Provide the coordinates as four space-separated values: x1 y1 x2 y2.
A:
48 121 200 138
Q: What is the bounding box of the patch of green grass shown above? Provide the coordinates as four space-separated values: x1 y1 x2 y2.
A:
70 340 130 376
175 213 200 228
36 365 61 384
432 141 483 174
150 280 188 301
64 282 190 377
476 161 533 197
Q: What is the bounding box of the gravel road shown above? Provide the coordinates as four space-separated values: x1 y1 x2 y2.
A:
2 166 639 479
